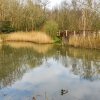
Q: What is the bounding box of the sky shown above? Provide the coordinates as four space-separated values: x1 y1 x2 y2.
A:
48 0 63 7
22 0 72 9
47 0 70 9
47 0 71 9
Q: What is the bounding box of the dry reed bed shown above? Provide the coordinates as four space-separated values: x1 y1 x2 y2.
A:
3 31 53 44
0 35 2 43
68 34 100 49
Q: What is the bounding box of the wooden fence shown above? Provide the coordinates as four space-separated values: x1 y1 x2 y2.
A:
57 30 100 41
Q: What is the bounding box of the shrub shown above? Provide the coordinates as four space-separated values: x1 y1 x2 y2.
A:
0 21 15 33
44 20 58 38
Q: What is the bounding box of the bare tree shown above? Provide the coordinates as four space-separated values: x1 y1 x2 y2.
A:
38 0 50 12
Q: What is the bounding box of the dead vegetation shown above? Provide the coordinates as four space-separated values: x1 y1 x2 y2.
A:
2 31 53 44
68 34 100 49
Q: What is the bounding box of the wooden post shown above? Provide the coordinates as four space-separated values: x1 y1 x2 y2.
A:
65 30 68 37
74 30 76 36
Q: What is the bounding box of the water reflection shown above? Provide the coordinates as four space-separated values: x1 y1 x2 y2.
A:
0 43 100 100
61 47 100 81
5 42 53 54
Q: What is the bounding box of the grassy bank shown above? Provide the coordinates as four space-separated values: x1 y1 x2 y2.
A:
0 31 100 49
68 34 100 49
0 31 53 44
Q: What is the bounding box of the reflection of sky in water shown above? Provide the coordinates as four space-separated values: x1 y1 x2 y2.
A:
0 58 100 100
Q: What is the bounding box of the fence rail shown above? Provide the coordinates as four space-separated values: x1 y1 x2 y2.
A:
57 30 100 40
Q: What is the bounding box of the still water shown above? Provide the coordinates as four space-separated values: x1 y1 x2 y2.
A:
0 42 100 100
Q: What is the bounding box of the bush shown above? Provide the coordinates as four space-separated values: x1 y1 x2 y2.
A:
1 27 15 33
0 21 15 33
44 20 58 38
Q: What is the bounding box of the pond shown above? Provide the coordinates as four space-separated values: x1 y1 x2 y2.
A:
0 42 100 100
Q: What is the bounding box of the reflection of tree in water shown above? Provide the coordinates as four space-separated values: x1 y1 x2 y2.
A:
71 59 100 81
0 45 46 89
44 45 100 81
0 44 100 88
58 47 100 81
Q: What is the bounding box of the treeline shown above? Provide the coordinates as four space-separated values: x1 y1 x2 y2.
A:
0 0 46 32
0 0 100 36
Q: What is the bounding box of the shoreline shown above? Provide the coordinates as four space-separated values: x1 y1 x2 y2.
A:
0 31 54 44
0 31 100 50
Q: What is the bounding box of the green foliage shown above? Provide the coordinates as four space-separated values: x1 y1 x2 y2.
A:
44 20 58 38
0 21 15 33
92 16 100 30
54 36 62 43
34 16 45 30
